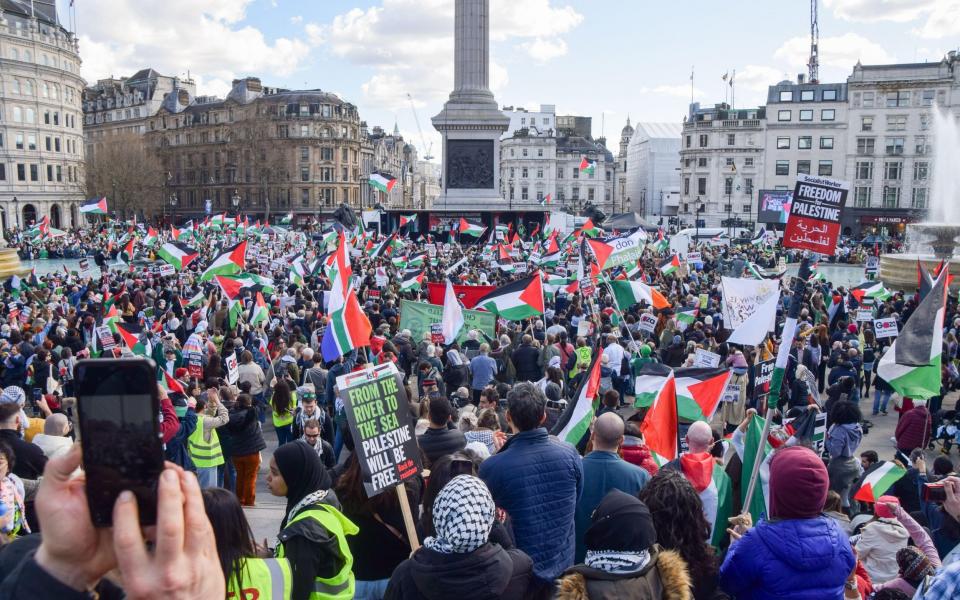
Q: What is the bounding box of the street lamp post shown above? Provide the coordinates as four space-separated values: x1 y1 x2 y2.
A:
695 198 704 247
231 190 240 211
12 196 19 230
169 195 178 223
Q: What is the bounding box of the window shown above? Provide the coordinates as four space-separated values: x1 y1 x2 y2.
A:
27 134 35 150
921 90 935 107
697 178 706 195
779 91 793 102
914 161 929 181
522 149 528 157
0 165 4 181
301 189 310 206
818 160 833 176
882 186 900 208
887 115 907 131
10 80 19 94
12 107 21 122
916 136 930 155
861 116 873 131
537 148 543 157
886 91 910 107
912 187 928 209
341 167 348 181
885 137 904 155
854 187 871 207
800 90 814 101
320 147 333 161
572 187 580 200
29 164 38 181
776 160 789 176
300 147 309 162
17 164 25 181
744 157 754 167
857 138 875 155
557 168 563 179
521 187 529 200
777 110 791 121
684 177 690 195
776 137 790 149
921 114 931 131
521 167 528 178
856 161 874 180
509 187 515 200
798 136 812 149
300 167 309 182
46 165 52 181
685 135 691 148
821 109 836 121
23 81 31 96
884 161 902 180
799 110 813 121
697 157 707 167
588 188 595 201
572 167 579 179
698 134 708 147
727 133 735 146
820 136 834 149
15 134 23 150
537 168 543 178
724 178 733 195
822 89 837 101
745 179 753 194
797 160 811 175
725 157 734 166
45 137 51 151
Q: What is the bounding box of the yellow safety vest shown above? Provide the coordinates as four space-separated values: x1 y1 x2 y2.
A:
228 557 292 600
187 415 224 468
276 504 359 600
272 392 296 428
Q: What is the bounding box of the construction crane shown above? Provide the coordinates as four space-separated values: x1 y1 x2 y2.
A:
407 93 434 161
807 0 820 84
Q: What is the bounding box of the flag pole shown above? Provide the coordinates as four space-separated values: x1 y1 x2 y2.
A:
742 406 775 517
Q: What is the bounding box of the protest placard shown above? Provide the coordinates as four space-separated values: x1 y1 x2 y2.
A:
96 326 116 350
874 317 899 338
637 313 657 333
694 348 721 368
225 353 238 384
721 383 741 403
430 323 444 345
753 359 775 409
856 308 873 321
686 252 702 264
159 264 176 277
783 174 849 254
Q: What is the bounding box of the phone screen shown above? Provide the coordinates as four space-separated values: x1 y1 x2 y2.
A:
76 359 163 527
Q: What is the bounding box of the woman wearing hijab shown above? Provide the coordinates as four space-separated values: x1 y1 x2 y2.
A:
556 489 692 600
267 441 359 600
384 475 532 600
719 445 856 599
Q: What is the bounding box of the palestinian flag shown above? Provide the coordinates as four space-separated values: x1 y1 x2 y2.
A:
539 193 551 207
853 461 907 503
369 173 397 193
579 218 601 238
579 157 596 175
214 276 245 330
552 353 601 445
680 453 733 548
639 370 678 464
157 242 199 271
543 276 571 298
248 292 269 326
80 197 109 215
633 363 674 408
103 304 120 334
497 245 514 273
321 284 372 362
200 241 247 281
117 323 150 356
459 218 486 238
851 281 893 303
808 267 826 282
877 265 948 399
750 228 767 246
475 275 544 320
659 255 680 275
610 280 670 310
676 306 699 326
651 229 669 254
399 214 417 227
289 258 308 287
121 237 135 263
407 253 427 268
173 224 192 242
181 290 206 310
142 227 159 247
740 413 773 523
399 269 425 292
279 213 293 225
674 368 733 422
587 228 647 271
745 262 766 280
163 370 186 395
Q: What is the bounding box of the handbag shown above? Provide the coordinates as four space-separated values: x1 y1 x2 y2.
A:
46 363 62 395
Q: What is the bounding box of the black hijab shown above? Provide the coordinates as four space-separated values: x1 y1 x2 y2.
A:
275 440 332 527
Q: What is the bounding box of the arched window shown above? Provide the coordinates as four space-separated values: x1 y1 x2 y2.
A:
41 82 49 98
9 48 18 60
23 80 32 96
25 108 34 123
13 107 21 122
23 50 31 62
10 80 19 94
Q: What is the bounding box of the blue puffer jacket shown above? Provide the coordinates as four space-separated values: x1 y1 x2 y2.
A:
479 428 583 583
719 516 855 600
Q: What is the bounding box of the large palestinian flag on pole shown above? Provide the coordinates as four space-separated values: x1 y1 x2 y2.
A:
633 363 674 408
157 242 199 271
610 279 670 310
116 323 150 356
740 413 773 523
474 275 544 320
659 254 680 275
853 461 907 503
369 173 397 193
459 218 486 238
552 353 601 446
639 370 678 465
80 197 109 215
850 280 893 303
877 264 948 399
200 241 247 281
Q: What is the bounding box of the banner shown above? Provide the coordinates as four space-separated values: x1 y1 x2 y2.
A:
399 299 496 345
427 282 496 309
336 362 421 497
721 276 780 331
783 174 849 254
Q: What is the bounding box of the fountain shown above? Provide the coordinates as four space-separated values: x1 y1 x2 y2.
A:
879 108 960 290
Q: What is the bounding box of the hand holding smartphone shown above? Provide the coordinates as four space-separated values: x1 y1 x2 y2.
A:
75 358 165 527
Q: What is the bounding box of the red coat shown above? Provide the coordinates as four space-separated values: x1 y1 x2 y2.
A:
621 443 659 477
894 406 931 451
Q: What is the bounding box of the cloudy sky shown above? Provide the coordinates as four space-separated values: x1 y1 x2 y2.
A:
60 0 959 161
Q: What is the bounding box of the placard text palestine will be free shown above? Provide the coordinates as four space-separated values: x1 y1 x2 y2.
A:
348 376 402 443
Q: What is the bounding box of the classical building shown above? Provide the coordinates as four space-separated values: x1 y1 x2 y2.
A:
679 102 765 232
625 122 682 222
413 160 441 209
502 104 556 137
613 118 633 215
556 135 613 216
0 2 85 231
843 54 959 237
364 123 417 210
500 127 556 210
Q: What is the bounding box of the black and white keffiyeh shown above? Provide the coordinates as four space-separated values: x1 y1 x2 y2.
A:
584 549 651 574
424 475 494 554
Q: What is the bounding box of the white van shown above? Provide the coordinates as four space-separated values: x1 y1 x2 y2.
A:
669 228 729 257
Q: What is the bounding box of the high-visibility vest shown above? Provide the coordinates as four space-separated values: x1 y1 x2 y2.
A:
228 557 292 600
187 415 224 468
276 503 359 600
272 392 296 428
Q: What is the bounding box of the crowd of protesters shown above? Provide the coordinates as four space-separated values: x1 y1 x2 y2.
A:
0 214 956 600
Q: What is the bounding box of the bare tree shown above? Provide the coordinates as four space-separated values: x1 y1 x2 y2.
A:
86 133 166 220
228 105 290 223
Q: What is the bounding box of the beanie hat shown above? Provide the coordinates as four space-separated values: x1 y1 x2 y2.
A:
768 446 829 519
640 345 651 357
897 546 934 585
584 489 657 553
875 495 899 519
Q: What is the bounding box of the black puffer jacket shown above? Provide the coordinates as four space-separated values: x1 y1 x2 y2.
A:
225 406 265 456
384 542 532 600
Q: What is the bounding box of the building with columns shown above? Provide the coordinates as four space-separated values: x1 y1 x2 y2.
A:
612 118 633 214
0 1 85 231
625 122 682 222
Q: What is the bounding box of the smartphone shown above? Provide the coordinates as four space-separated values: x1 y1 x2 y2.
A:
76 358 164 527
923 483 947 503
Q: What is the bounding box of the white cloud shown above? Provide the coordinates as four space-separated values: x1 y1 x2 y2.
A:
316 0 581 110
824 0 960 38
642 84 703 99
77 0 310 96
734 65 787 91
290 15 302 25
774 33 896 70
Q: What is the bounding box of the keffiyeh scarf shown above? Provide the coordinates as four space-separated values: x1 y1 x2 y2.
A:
584 549 651 574
424 475 494 555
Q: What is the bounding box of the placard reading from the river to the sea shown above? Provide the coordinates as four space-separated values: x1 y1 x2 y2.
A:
337 362 421 497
